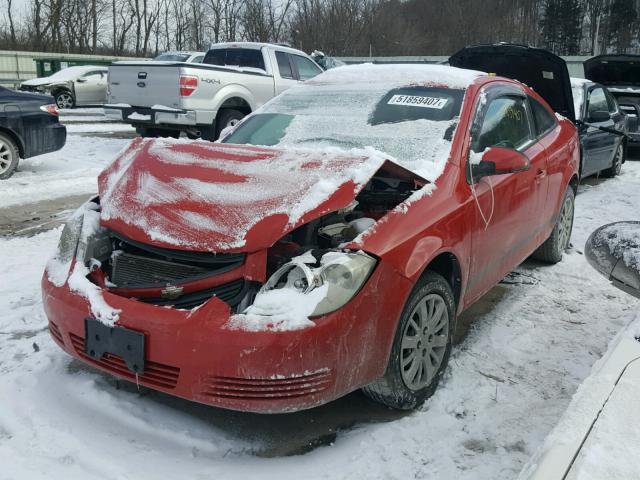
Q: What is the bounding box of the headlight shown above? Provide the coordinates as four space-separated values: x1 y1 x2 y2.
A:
258 251 376 317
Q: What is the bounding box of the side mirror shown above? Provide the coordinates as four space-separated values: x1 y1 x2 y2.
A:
588 110 610 123
471 146 530 180
585 222 640 299
76 77 87 83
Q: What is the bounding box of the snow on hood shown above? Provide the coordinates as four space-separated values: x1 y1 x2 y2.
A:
21 66 104 86
98 138 390 252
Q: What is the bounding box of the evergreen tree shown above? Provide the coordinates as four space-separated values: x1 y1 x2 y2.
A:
607 0 637 53
540 0 583 54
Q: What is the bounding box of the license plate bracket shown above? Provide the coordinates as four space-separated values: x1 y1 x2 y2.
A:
84 318 145 374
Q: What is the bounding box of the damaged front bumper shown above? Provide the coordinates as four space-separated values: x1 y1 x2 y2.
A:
41 255 410 413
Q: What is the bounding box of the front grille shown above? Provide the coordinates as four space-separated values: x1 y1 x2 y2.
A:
140 278 246 309
200 370 334 400
49 322 64 345
109 234 245 289
69 333 180 389
112 252 211 287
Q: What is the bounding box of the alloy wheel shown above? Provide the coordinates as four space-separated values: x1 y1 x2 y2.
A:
557 194 574 251
0 139 14 175
614 144 623 175
56 93 74 109
400 293 449 390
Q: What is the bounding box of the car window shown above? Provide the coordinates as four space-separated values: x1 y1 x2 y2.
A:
191 55 204 64
275 52 294 79
290 55 322 80
588 88 609 117
605 90 618 114
529 96 557 137
203 48 266 71
154 53 191 62
473 96 533 152
81 71 103 78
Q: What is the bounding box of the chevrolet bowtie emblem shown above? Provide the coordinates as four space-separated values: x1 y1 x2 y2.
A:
161 286 184 300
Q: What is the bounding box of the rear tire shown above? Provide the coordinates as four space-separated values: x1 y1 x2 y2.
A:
602 142 624 178
532 187 575 264
0 132 19 180
362 271 455 410
214 108 245 140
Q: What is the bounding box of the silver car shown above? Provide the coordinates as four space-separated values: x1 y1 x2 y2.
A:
20 65 109 109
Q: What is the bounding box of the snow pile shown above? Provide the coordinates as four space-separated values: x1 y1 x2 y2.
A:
45 200 121 325
227 285 325 332
99 139 388 250
128 112 151 121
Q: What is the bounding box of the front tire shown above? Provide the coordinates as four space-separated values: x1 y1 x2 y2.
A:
362 271 455 410
0 132 19 180
532 187 575 264
54 91 75 109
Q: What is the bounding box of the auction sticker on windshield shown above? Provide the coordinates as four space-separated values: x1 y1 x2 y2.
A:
387 95 448 109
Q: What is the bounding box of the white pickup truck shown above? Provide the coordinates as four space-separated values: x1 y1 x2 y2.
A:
104 42 323 140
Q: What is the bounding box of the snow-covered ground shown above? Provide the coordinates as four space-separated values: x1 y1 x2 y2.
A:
0 115 639 479
2 109 132 208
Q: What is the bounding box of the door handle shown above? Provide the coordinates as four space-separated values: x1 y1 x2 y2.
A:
535 169 546 182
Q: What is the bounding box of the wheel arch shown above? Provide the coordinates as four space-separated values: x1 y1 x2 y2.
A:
0 126 25 158
417 251 463 308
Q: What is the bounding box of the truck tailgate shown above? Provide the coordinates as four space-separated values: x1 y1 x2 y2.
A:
109 62 181 109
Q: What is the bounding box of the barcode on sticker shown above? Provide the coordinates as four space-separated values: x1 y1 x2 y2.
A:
387 95 448 109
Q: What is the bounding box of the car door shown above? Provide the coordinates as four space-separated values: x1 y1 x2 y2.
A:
74 70 107 105
273 51 300 96
464 86 548 304
583 86 616 173
605 88 626 157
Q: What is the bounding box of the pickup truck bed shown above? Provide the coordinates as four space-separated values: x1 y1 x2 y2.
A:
105 43 322 140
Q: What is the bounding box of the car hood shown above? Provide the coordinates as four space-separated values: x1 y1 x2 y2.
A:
98 138 393 253
21 77 56 87
450 43 575 122
584 54 640 87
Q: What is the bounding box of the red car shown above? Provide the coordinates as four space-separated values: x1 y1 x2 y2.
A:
42 46 579 413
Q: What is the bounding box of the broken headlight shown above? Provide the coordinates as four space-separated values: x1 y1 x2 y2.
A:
260 251 376 316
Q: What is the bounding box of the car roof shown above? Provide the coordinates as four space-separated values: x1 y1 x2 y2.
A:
306 63 485 90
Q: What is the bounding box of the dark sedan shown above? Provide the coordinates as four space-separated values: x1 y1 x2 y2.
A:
0 87 67 179
571 78 626 179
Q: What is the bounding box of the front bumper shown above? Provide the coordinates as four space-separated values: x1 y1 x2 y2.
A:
42 260 410 413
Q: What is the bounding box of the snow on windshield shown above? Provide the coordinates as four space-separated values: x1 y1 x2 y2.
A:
225 64 482 182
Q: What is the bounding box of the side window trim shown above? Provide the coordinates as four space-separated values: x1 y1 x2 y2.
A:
471 87 533 154
527 96 558 141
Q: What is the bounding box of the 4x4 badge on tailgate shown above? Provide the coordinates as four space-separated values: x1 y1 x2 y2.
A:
161 286 184 299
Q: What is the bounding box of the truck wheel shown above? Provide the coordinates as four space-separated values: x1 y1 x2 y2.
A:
532 187 575 264
55 91 75 109
362 271 455 410
214 109 245 140
0 132 20 180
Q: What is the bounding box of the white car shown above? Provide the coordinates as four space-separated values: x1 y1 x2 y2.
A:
520 222 640 479
20 65 109 109
153 51 205 63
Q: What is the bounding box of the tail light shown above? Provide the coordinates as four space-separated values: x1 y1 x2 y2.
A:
179 75 198 97
40 104 59 116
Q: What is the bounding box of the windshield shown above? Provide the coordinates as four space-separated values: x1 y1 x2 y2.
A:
154 53 190 62
223 84 465 180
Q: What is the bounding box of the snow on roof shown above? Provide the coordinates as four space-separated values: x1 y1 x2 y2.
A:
308 63 484 90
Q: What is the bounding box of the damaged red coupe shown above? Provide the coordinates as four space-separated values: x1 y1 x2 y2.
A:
42 56 579 412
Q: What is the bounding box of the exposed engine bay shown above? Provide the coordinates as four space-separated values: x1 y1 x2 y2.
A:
84 165 424 312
